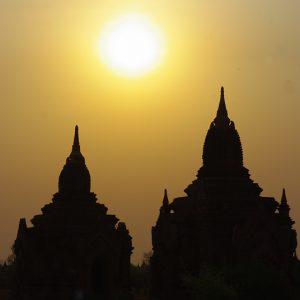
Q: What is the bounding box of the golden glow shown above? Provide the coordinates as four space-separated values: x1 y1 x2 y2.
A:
98 13 165 76
1 1 300 266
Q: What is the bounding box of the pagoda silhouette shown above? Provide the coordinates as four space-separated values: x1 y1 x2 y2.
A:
14 126 132 300
151 87 298 300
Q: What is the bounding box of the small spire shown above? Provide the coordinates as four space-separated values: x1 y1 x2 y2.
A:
16 218 27 239
213 87 230 127
159 189 170 216
279 188 294 226
67 125 85 162
71 125 81 154
279 188 290 213
217 86 228 118
59 125 90 194
163 189 169 206
281 188 287 204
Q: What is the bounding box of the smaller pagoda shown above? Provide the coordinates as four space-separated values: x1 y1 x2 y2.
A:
14 126 132 300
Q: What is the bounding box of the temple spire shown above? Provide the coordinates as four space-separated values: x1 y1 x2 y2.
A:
159 189 169 216
281 188 287 204
163 189 169 206
71 125 81 154
58 125 90 194
278 188 294 226
217 87 228 117
279 188 290 215
214 87 230 126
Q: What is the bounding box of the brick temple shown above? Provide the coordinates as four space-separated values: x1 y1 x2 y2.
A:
151 87 297 300
14 126 132 300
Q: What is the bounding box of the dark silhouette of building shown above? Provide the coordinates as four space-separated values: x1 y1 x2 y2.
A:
151 88 298 300
14 126 132 300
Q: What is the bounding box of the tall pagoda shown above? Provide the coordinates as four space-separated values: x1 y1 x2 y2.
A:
151 88 297 300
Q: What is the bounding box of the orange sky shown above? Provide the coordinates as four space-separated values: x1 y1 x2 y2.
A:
0 0 299 264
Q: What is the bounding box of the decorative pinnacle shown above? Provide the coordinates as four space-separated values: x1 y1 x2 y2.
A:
163 189 169 206
214 86 230 126
71 125 81 154
279 188 290 213
217 86 228 118
279 188 293 225
281 188 287 204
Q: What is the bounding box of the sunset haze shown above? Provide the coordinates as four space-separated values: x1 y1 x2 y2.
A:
0 0 299 264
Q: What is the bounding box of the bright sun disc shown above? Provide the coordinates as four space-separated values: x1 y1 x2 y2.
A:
98 13 164 76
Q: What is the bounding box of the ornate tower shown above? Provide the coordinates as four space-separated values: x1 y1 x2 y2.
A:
151 88 297 300
14 126 132 300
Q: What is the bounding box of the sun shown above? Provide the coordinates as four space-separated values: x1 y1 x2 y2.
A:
98 13 165 76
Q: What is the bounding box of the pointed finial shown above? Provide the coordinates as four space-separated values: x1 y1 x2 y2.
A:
281 188 287 204
279 188 293 225
72 125 80 153
163 189 169 206
217 86 228 118
221 86 224 98
279 188 290 212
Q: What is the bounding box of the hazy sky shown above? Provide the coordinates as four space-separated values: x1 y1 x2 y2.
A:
0 0 299 264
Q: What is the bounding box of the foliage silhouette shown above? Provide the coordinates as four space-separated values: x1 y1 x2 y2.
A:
184 269 238 300
183 263 300 300
0 248 15 289
131 252 152 298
